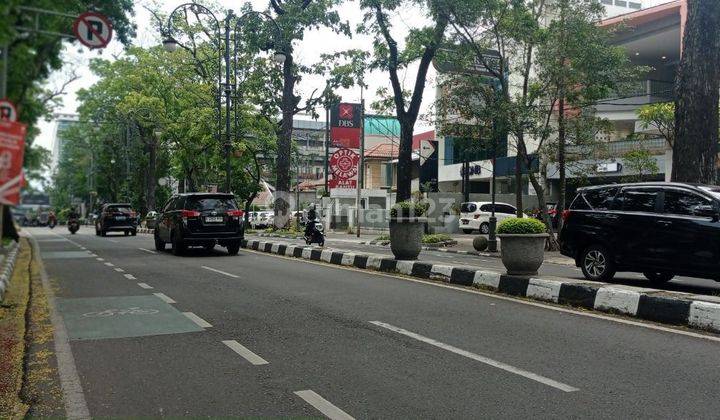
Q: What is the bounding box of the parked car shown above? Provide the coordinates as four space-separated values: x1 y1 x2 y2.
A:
251 211 273 229
144 211 158 229
459 202 522 234
154 193 244 256
560 182 720 284
95 203 138 236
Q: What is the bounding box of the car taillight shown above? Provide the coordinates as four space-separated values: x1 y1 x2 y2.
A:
181 210 201 219
227 210 244 219
562 210 571 221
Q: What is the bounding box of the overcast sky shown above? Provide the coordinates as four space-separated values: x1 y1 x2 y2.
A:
35 0 431 153
35 0 675 152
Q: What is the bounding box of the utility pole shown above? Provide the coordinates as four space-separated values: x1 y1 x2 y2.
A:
324 106 330 194
355 89 365 238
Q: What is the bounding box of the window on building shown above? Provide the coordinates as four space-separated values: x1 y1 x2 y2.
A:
628 2 641 9
601 0 613 4
614 0 627 7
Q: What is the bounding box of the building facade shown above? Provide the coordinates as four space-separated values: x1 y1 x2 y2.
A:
50 113 79 170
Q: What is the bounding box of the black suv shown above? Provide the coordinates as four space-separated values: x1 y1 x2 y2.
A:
154 193 244 256
95 203 138 236
560 182 720 284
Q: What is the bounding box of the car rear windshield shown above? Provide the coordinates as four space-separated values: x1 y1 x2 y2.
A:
107 205 133 213
460 203 477 213
187 196 237 211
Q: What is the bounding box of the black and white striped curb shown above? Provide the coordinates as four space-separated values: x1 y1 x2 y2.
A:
0 241 21 302
137 228 154 235
241 238 720 335
359 240 485 255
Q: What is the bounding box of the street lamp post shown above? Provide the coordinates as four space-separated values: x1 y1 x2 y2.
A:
163 3 285 194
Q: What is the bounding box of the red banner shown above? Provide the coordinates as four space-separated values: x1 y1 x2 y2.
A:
328 179 357 189
330 102 362 148
329 148 359 190
0 120 27 205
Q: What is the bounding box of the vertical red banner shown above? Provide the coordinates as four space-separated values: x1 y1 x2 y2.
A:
0 120 27 205
330 102 362 148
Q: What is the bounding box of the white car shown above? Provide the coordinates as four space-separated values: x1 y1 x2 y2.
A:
251 211 274 229
458 202 523 234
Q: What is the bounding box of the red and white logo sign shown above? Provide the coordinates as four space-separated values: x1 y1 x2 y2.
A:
330 148 359 180
73 11 113 49
0 120 27 205
0 99 17 122
339 103 354 119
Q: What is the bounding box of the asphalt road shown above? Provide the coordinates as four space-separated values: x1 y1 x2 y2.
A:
32 226 720 418
310 233 720 296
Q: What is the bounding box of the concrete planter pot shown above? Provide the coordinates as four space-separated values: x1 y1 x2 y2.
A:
389 217 427 260
497 233 549 276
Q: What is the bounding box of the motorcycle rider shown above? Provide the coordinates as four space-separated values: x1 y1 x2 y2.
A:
48 210 57 228
304 204 317 238
68 207 80 222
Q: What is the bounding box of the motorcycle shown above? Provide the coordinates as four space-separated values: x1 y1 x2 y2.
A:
48 220 56 229
304 219 325 247
68 219 80 234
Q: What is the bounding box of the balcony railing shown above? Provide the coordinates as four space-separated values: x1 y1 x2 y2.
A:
568 137 667 158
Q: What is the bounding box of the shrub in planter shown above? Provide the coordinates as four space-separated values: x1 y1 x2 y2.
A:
496 218 548 276
389 201 428 260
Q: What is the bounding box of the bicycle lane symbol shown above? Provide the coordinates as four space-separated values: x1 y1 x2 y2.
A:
82 307 160 317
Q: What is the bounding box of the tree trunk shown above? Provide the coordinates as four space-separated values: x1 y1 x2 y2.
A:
518 138 559 250
396 122 414 201
275 49 295 227
557 96 566 231
244 191 257 226
672 0 720 183
146 139 157 212
515 136 523 217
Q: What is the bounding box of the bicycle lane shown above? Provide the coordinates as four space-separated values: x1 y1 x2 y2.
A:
30 228 312 417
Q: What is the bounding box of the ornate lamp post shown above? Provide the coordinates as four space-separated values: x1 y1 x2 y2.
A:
162 3 285 193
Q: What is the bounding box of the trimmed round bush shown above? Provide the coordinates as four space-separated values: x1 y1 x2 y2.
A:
496 217 546 234
390 201 429 218
473 235 488 251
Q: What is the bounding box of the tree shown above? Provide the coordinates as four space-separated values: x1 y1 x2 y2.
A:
438 0 638 247
637 102 675 151
672 0 720 183
1 0 135 183
623 149 659 183
259 0 351 226
359 0 449 202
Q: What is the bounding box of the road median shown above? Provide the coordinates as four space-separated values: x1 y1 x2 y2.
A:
241 237 720 336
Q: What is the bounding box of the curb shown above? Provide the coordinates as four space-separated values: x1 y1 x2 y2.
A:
241 238 720 335
0 241 21 302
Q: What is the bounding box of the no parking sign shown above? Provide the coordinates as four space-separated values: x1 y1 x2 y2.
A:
73 11 113 49
0 99 17 122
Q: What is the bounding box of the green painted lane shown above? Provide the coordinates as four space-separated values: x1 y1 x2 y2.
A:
56 295 203 340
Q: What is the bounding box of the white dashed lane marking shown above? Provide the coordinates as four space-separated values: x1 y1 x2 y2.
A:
138 248 156 254
221 340 268 365
124 274 136 280
153 293 176 304
201 266 239 278
369 321 579 393
137 283 153 289
183 312 212 328
294 390 355 420
104 262 114 267
96 258 104 261
114 268 124 272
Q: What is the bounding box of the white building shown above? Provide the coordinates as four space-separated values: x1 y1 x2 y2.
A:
50 113 79 170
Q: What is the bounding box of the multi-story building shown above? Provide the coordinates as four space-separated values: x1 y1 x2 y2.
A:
50 113 79 170
545 0 683 193
434 0 668 207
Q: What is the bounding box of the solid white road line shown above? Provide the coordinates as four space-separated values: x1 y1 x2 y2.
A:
124 274 136 280
138 248 156 254
108 239 118 243
294 390 355 420
201 266 239 278
183 312 212 328
153 293 176 304
114 267 125 272
104 262 115 267
137 282 153 289
221 340 269 365
369 321 579 393
96 257 104 261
